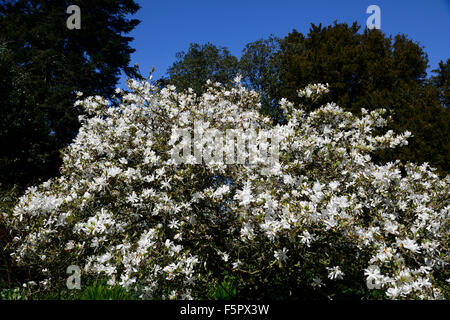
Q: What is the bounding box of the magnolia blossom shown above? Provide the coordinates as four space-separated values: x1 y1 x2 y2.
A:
327 266 345 280
3 77 448 300
274 248 289 262
234 183 254 207
399 238 421 253
312 278 324 288
298 83 330 99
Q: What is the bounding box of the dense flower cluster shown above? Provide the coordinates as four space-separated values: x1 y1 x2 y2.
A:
4 77 449 299
297 83 330 99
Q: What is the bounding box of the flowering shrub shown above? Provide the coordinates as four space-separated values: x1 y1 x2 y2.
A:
3 77 449 300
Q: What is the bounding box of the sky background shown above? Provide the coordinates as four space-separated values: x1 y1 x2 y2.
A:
119 0 450 88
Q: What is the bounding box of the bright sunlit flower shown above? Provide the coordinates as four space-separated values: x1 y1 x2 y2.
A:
327 266 344 280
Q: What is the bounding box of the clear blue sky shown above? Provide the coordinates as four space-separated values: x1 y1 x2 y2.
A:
119 0 450 88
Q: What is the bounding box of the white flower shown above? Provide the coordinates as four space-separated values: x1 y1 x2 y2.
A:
327 266 344 280
274 247 288 262
65 240 75 251
386 286 401 299
299 230 314 247
232 260 242 269
107 166 122 177
126 191 139 204
312 277 324 288
328 181 340 191
399 238 421 253
240 223 254 240
364 265 383 287
161 178 172 190
169 290 178 300
234 183 254 207
298 83 329 98
384 220 399 235
217 250 230 262
169 219 180 229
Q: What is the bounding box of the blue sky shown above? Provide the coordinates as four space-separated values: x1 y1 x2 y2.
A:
119 0 450 88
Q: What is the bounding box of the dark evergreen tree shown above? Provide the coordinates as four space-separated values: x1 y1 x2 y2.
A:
0 0 140 189
239 35 281 119
0 42 40 192
274 22 449 174
430 59 449 108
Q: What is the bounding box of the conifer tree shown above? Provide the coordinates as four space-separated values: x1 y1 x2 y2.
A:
0 0 141 188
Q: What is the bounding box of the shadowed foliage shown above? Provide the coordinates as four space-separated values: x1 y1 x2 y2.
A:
0 0 141 189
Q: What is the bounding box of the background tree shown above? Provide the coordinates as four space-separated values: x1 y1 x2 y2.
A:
239 35 281 119
430 59 449 108
0 0 141 190
162 43 239 95
273 22 449 174
0 43 31 290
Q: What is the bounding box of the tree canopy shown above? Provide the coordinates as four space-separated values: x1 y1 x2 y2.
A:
238 35 281 118
162 43 239 95
0 0 141 189
430 59 449 108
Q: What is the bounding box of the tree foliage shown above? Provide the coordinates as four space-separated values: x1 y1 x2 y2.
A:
274 22 449 174
163 43 239 95
238 35 281 118
0 0 141 189
430 59 449 108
